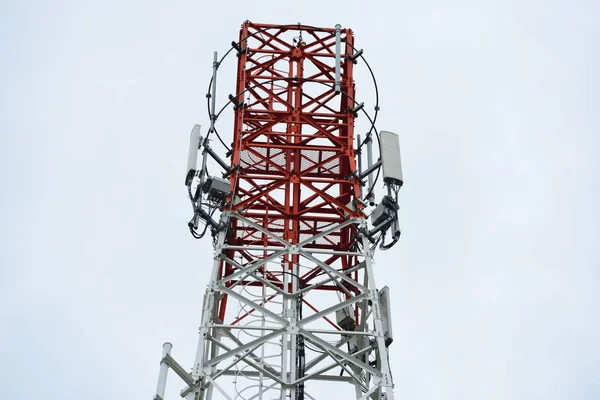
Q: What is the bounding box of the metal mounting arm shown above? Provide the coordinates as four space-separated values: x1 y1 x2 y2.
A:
195 206 220 232
359 159 381 181
203 143 231 174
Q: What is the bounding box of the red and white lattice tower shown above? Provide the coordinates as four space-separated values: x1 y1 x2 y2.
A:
154 21 403 400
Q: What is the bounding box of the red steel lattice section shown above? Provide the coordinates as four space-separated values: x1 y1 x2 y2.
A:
219 22 364 324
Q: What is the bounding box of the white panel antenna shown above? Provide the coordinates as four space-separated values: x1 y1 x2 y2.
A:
380 130 403 186
185 125 202 186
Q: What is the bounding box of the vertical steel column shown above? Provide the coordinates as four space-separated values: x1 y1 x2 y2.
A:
335 24 342 94
366 136 375 205
362 231 395 400
191 215 230 400
210 51 219 131
154 342 172 400
357 133 363 198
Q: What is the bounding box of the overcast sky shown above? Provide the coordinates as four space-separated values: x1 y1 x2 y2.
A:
1 1 599 399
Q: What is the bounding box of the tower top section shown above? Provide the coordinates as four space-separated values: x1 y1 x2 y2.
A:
186 21 403 250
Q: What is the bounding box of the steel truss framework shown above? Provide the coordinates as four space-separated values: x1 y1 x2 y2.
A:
182 22 395 400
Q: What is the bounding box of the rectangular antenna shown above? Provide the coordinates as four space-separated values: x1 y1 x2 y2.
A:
380 131 403 186
186 124 202 186
379 286 393 346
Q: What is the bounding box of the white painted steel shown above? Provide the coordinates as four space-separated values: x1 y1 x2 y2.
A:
154 342 172 400
157 213 396 400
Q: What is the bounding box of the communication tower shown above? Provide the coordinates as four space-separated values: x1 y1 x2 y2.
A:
153 21 403 400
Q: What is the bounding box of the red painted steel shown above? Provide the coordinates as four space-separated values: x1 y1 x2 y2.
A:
218 22 364 326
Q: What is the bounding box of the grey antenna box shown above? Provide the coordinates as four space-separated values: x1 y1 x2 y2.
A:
380 131 403 186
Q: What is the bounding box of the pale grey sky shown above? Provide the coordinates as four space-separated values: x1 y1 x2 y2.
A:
1 1 599 399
